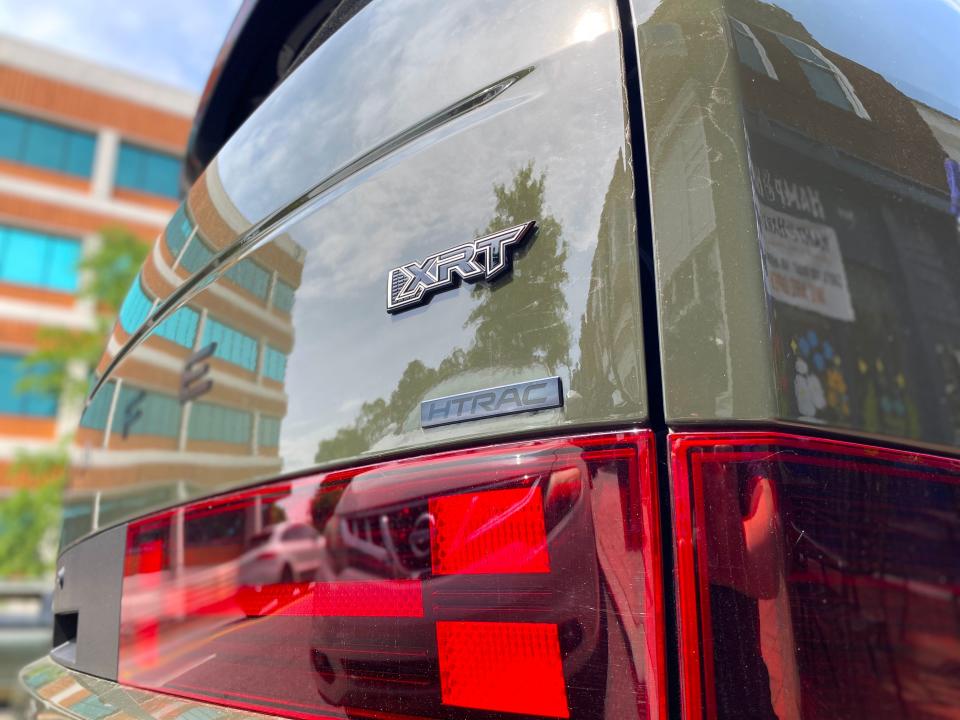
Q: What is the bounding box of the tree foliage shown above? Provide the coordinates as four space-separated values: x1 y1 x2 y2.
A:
316 164 568 463
0 445 68 577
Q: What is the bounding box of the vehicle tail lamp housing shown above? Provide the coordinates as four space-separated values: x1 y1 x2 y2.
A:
118 431 665 720
670 432 960 720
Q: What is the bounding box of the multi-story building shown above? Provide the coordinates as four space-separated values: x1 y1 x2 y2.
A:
0 34 196 492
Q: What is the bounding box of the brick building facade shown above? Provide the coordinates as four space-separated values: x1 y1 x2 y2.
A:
0 34 196 491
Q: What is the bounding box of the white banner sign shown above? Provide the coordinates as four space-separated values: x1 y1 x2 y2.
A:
758 203 855 322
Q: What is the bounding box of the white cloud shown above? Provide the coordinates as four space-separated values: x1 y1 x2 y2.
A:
0 0 241 91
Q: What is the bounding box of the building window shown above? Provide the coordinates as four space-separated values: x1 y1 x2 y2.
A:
0 225 81 293
188 402 252 445
179 237 214 273
226 259 270 300
154 305 199 348
118 274 152 333
0 109 95 177
730 18 778 79
79 381 115 431
0 354 58 417
258 415 281 448
262 345 287 382
638 22 686 58
272 279 296 313
115 142 181 199
116 385 181 438
202 317 258 371
165 204 193 257
778 35 870 119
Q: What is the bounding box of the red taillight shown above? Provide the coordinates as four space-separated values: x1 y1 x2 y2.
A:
670 432 960 720
437 621 568 717
430 487 550 575
118 431 665 720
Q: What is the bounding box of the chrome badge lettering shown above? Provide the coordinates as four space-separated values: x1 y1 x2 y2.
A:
387 221 536 313
421 376 562 428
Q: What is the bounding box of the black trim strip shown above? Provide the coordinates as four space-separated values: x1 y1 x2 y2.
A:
614 2 680 719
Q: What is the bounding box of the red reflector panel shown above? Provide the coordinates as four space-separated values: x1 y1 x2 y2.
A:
438 621 568 717
118 431 665 720
313 579 424 617
671 432 960 720
430 487 550 574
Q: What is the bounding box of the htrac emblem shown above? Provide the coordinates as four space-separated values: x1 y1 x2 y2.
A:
386 221 536 313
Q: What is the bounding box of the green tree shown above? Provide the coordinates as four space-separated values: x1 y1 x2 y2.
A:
0 445 68 577
467 164 569 370
0 226 147 578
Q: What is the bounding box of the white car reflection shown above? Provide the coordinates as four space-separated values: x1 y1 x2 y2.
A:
238 521 325 587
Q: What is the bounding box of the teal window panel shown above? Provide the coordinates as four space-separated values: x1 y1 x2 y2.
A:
226 259 270 299
258 416 281 448
272 279 295 313
188 402 252 445
116 385 181 438
202 317 258 371
115 142 181 198
165 204 193 257
25 122 64 170
69 693 115 720
262 345 287 382
79 381 116 431
0 110 94 177
0 225 80 292
1 227 46 286
154 305 199 348
115 144 140 188
48 237 81 291
179 237 214 273
0 112 26 159
118 274 152 333
0 354 58 417
64 133 96 176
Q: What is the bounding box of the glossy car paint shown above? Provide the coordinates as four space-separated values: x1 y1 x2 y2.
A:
17 0 960 719
64 0 648 546
633 0 960 448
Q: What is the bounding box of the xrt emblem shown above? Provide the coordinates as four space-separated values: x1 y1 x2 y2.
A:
386 221 536 313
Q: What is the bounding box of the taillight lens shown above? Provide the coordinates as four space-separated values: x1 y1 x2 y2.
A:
118 431 665 720
671 432 960 720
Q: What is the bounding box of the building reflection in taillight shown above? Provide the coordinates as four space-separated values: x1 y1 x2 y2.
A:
118 431 665 720
671 432 960 720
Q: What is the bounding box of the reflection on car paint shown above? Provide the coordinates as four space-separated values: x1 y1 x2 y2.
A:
66 0 646 548
671 432 960 720
19 657 276 720
644 0 960 446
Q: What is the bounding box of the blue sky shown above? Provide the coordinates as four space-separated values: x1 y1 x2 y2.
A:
0 0 242 93
773 0 960 117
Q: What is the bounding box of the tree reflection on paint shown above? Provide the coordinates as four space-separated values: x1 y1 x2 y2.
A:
315 164 568 463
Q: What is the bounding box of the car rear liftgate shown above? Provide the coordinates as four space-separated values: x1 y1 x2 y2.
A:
22 0 960 719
